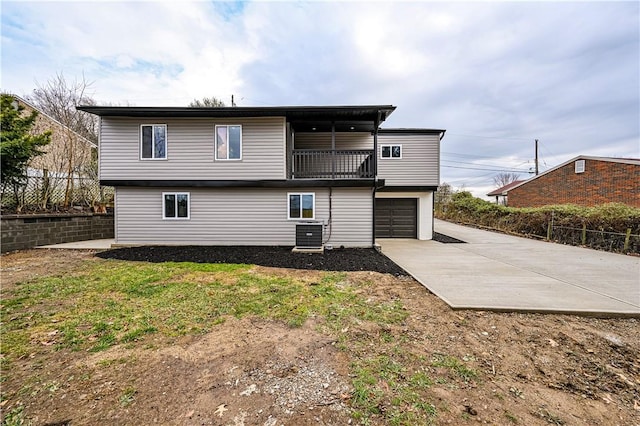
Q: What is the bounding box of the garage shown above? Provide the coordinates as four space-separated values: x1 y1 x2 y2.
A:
375 198 417 238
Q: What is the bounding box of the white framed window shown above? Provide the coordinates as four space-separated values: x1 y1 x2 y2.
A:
288 193 315 220
575 159 585 174
215 125 242 160
163 192 190 219
140 124 167 160
381 144 402 159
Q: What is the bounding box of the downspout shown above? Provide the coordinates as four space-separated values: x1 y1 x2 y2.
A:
371 113 380 247
324 186 333 244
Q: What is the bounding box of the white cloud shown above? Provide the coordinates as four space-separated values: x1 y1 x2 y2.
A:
1 0 637 198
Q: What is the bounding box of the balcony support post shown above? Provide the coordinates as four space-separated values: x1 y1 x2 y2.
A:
331 121 336 179
372 113 380 246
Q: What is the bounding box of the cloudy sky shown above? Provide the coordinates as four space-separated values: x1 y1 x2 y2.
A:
2 1 638 197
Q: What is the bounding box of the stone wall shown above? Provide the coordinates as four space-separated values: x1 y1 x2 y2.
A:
1 213 114 253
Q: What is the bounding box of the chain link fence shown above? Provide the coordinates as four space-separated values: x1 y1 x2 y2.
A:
1 169 114 214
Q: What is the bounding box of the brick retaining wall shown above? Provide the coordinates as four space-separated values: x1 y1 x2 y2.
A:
1 213 114 253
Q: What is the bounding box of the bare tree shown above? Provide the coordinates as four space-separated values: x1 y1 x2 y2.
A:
188 96 226 107
493 172 521 188
27 73 99 207
435 182 453 215
28 73 98 143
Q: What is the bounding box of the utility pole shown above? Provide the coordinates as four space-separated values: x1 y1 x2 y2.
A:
535 139 539 175
231 95 236 107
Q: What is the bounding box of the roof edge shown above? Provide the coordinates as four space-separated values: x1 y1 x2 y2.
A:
76 104 397 120
502 155 640 194
378 128 446 135
7 94 98 148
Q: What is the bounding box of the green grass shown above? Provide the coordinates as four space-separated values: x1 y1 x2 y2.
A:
119 386 137 407
1 260 404 359
504 410 519 423
431 353 478 383
1 258 442 425
1 404 30 426
350 348 438 425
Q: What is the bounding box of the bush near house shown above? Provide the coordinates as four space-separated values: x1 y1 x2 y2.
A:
437 191 640 253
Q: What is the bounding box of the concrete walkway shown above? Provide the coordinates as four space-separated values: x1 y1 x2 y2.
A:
379 220 640 316
38 239 115 249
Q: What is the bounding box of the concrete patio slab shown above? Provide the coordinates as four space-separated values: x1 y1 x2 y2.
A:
38 239 115 249
379 220 640 316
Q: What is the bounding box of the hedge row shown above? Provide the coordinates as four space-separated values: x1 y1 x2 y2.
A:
436 192 640 253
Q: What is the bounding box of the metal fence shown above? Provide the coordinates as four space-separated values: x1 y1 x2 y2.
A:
1 171 114 213
291 149 374 179
550 225 639 254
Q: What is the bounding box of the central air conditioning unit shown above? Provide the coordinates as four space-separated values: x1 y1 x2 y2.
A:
295 222 323 249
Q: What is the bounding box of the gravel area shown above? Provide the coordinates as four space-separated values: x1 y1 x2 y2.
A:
96 246 408 275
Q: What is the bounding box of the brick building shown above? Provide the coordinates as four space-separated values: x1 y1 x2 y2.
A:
505 156 640 208
486 180 525 205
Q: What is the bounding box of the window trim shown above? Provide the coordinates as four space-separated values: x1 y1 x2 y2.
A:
380 144 402 159
214 124 243 161
140 124 168 160
162 192 191 220
287 192 316 220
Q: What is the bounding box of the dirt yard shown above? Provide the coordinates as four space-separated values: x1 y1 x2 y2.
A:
1 249 638 426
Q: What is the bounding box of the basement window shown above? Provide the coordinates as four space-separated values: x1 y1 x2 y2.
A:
575 160 585 174
288 193 315 219
163 192 190 219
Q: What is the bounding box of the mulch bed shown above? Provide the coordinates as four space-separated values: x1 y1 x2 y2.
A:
96 246 408 276
432 232 466 244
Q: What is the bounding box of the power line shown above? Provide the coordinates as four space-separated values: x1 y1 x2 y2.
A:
445 132 531 141
442 151 530 162
442 164 530 173
442 158 530 170
443 160 532 184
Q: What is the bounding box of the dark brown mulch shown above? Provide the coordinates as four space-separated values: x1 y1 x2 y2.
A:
95 246 408 276
432 232 466 244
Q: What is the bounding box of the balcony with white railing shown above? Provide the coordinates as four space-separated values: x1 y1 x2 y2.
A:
291 149 374 179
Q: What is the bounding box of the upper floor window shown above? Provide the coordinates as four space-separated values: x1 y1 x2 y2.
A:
163 192 190 219
215 125 242 160
288 193 315 219
381 144 402 159
575 159 585 174
141 124 167 160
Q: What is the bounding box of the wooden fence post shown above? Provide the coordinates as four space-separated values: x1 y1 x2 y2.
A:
581 223 587 246
547 218 553 241
623 228 632 252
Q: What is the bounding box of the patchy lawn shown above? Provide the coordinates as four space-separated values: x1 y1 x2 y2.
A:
1 249 638 426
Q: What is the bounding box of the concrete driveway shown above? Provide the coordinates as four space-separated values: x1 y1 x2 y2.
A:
379 220 640 316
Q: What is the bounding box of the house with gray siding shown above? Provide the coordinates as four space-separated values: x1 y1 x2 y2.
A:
78 105 444 247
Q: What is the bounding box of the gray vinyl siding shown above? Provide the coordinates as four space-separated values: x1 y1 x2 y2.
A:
294 132 373 149
100 117 286 180
329 188 373 247
115 187 372 247
377 134 440 186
